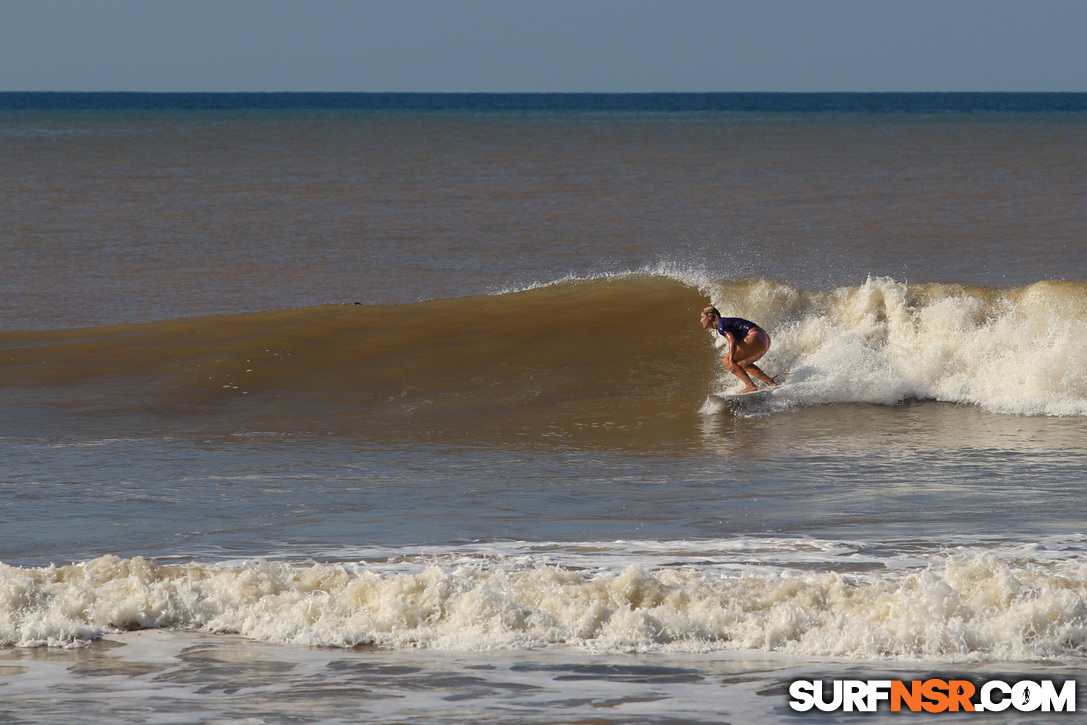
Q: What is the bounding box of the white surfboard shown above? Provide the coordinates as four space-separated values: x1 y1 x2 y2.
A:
707 384 786 407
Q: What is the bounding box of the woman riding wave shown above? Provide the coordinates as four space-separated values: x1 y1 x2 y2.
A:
700 306 778 394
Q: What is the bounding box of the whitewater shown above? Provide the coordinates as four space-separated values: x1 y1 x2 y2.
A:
705 275 1087 417
5 537 1087 663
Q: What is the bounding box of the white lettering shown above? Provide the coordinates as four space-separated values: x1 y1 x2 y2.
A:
1013 680 1043 711
981 680 1012 712
788 680 815 712
814 680 843 712
1041 680 1076 712
843 680 868 712
867 680 892 711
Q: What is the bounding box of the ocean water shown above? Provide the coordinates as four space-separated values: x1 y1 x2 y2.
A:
2 93 1087 723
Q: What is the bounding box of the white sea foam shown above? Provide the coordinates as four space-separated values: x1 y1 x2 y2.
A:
3 537 1086 661
708 276 1087 416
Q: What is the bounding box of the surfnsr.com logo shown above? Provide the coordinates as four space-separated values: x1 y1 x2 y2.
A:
789 679 1076 713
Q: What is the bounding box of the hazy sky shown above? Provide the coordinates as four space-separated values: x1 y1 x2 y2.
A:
2 0 1085 92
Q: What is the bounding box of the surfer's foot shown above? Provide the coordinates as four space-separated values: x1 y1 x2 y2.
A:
767 377 781 387
740 385 759 394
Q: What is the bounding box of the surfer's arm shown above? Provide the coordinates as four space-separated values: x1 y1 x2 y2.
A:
721 332 737 363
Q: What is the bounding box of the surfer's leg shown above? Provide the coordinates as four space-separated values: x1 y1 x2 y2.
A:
722 355 759 393
743 363 777 386
731 331 776 389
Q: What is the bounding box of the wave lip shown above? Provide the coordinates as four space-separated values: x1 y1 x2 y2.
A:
3 542 1086 660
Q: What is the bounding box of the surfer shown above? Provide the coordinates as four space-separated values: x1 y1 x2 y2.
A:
700 306 778 394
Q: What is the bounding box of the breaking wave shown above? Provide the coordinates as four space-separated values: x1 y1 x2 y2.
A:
2 273 1084 445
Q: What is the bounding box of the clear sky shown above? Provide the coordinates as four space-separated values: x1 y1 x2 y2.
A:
2 0 1085 93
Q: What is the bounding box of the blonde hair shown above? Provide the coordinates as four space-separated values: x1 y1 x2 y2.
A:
701 306 721 319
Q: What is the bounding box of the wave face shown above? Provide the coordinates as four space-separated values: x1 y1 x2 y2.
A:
2 275 1085 445
1 276 713 445
3 539 1087 660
